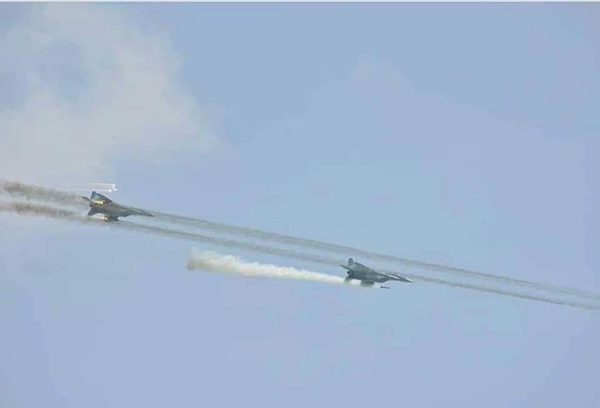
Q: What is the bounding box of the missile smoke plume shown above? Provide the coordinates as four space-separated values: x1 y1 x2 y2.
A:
187 250 362 287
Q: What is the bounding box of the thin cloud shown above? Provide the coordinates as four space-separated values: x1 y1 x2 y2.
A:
0 4 220 184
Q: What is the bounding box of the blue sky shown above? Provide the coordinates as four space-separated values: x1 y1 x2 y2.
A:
1 4 599 408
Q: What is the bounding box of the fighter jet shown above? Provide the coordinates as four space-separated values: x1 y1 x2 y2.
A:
341 258 411 288
82 191 154 222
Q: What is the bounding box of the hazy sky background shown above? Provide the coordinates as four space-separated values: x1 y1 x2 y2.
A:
1 4 598 407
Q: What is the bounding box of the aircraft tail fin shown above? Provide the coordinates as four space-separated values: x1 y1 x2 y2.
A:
87 208 97 216
90 191 112 203
348 258 355 266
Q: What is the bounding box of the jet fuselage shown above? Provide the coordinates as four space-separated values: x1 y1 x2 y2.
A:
341 258 412 286
84 192 153 221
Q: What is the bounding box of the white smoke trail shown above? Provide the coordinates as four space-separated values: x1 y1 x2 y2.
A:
187 250 364 287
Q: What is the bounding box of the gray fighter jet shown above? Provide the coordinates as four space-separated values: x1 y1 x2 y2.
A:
341 258 411 288
82 191 154 222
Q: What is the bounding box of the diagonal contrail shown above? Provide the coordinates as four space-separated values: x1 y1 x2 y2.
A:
145 211 600 302
3 179 598 302
1 199 599 310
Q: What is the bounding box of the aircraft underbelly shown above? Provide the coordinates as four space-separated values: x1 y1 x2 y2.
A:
350 271 387 283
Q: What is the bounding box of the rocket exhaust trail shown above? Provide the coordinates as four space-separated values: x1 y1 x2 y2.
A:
187 250 363 287
4 180 598 302
1 200 599 310
0 201 79 219
148 210 600 302
0 180 88 209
